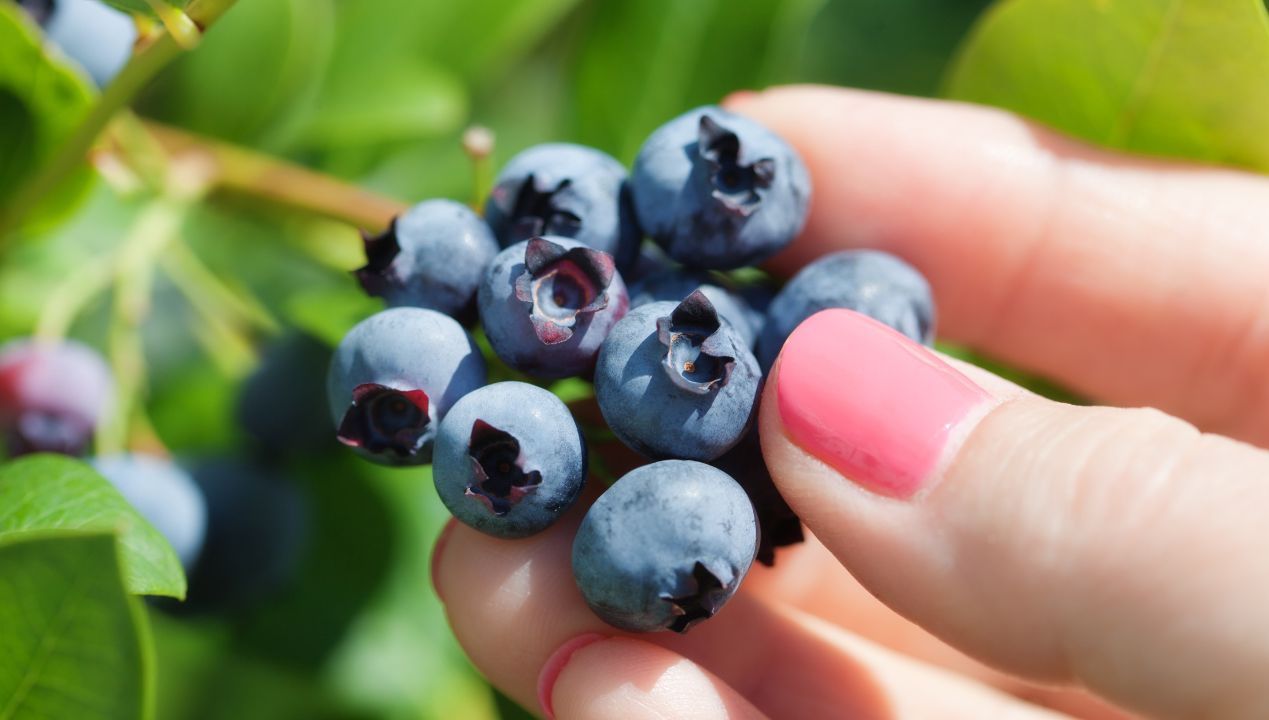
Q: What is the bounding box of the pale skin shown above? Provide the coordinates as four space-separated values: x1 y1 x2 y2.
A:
431 85 1269 720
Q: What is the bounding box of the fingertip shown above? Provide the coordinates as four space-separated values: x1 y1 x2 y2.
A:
548 637 767 720
537 633 608 720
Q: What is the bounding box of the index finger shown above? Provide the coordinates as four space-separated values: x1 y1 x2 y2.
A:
726 85 1269 448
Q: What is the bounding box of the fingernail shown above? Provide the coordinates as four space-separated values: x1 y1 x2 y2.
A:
777 309 991 498
430 518 458 603
537 633 607 719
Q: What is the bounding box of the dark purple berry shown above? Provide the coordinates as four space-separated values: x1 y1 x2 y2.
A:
478 236 629 379
0 339 113 458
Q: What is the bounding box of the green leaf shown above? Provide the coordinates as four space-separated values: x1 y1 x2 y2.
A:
0 4 96 232
0 455 187 599
944 0 1269 172
0 533 153 720
139 0 336 150
301 60 467 148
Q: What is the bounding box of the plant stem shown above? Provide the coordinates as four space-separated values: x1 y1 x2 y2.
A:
160 237 281 336
33 257 117 343
97 197 192 456
144 121 408 230
0 0 240 238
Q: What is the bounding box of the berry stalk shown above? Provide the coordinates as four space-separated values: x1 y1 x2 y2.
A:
0 0 241 239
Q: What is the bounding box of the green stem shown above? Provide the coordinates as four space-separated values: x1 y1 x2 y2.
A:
160 238 280 336
0 0 240 238
145 121 407 230
33 257 116 343
96 197 192 456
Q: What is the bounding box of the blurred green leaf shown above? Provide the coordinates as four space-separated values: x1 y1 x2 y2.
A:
0 455 187 598
302 61 467 148
139 0 336 150
945 0 1269 171
0 4 96 232
232 460 393 671
0 533 152 720
794 0 993 96
150 613 368 720
285 286 382 348
324 464 497 720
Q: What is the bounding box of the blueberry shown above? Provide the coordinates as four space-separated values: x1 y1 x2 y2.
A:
631 106 810 270
91 454 207 570
237 332 335 455
0 338 113 458
355 199 499 318
594 291 761 461
629 268 755 348
571 460 758 633
478 236 629 379
179 458 309 614
433 382 586 538
327 307 486 466
712 430 803 567
756 250 935 371
485 143 641 272
38 0 137 87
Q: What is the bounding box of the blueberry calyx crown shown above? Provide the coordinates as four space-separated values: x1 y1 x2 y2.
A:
656 290 735 395
514 236 616 345
464 419 542 516
698 114 774 218
354 220 402 297
337 383 431 457
661 561 732 633
506 174 583 240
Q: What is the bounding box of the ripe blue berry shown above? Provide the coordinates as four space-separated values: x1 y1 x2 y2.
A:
712 430 803 567
594 291 761 461
572 460 758 633
37 0 137 87
355 199 498 318
629 268 756 348
327 308 486 466
478 236 629 379
433 382 586 538
485 143 641 271
180 459 309 614
631 106 810 270
237 332 334 454
92 454 207 570
756 250 935 371
0 339 113 458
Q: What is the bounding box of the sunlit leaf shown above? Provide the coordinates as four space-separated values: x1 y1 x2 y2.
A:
945 0 1269 171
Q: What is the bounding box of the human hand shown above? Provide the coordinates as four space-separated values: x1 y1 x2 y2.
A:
431 85 1269 720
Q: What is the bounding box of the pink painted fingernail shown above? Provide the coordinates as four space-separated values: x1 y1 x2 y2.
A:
777 309 991 498
537 633 606 720
429 518 458 603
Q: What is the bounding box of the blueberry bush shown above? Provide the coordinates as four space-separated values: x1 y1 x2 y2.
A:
2 0 1267 717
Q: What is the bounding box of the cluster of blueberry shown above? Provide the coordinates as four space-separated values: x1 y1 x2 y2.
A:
0 336 312 613
328 106 935 633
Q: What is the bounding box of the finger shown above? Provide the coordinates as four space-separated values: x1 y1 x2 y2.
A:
543 637 767 720
747 533 1137 720
726 85 1269 447
431 491 1067 720
761 308 1269 720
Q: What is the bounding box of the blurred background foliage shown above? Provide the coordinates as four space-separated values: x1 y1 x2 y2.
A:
3 0 1269 717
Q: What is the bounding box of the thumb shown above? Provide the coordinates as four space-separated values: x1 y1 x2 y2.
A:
760 309 1269 720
